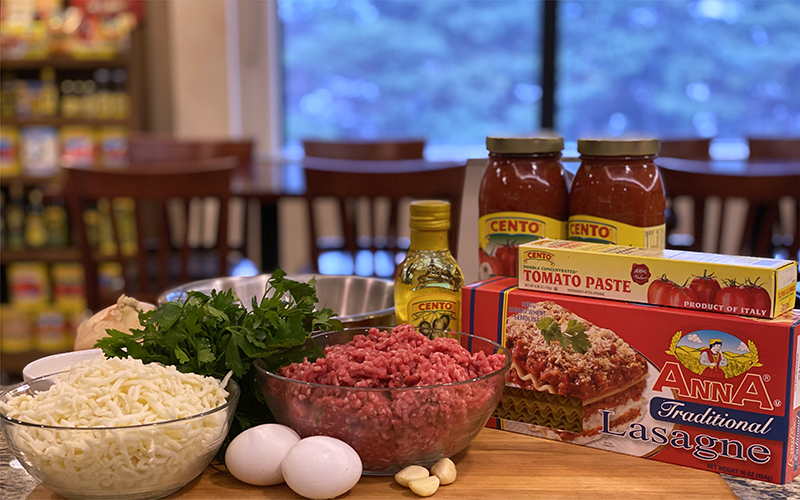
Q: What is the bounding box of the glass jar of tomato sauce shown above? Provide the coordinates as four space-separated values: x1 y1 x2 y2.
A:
478 136 568 279
568 138 665 249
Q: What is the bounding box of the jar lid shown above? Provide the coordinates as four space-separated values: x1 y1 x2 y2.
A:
577 138 660 156
486 136 564 154
410 200 450 230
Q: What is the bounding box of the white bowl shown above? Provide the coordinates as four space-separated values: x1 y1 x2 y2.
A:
22 349 104 381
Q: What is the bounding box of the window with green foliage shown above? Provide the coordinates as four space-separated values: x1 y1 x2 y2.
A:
279 0 800 152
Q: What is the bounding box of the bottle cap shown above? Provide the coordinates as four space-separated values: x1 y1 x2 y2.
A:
578 138 660 156
409 200 450 231
486 135 564 154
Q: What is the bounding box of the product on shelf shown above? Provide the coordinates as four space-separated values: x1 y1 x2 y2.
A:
98 126 128 167
19 125 59 175
111 68 129 119
5 181 26 250
44 196 69 247
51 262 87 312
0 305 34 353
0 125 20 175
0 0 140 60
32 305 69 352
7 261 50 310
1 74 15 118
37 66 59 115
60 125 95 167
59 78 82 118
23 187 47 248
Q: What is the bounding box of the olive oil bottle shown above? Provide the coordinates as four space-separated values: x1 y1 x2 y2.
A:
395 200 463 337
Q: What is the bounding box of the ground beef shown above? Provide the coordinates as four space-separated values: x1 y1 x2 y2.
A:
269 324 507 472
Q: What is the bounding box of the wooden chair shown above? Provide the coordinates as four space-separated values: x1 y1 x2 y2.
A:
747 137 800 160
659 164 800 258
659 138 711 160
128 134 254 174
61 157 237 312
128 134 256 267
303 158 466 277
302 139 425 161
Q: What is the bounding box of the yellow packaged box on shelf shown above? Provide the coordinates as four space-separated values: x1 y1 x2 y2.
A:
518 239 797 319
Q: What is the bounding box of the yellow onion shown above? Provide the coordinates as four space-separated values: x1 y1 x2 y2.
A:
74 295 156 350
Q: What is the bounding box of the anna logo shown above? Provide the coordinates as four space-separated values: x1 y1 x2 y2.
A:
654 329 773 411
523 250 555 266
665 330 761 379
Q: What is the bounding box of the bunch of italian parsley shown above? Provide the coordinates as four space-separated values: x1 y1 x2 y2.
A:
97 270 342 460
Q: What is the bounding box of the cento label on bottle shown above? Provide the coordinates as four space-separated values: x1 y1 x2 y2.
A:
567 215 665 249
407 291 460 337
479 211 567 279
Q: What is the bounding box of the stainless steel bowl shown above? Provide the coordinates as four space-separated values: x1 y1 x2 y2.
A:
158 274 395 327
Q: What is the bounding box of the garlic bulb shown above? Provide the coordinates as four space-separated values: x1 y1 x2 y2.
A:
74 295 157 350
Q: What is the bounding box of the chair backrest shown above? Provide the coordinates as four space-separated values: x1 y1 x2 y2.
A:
61 157 237 312
659 163 800 258
747 137 800 160
128 135 254 174
659 138 711 160
303 158 467 277
302 139 425 161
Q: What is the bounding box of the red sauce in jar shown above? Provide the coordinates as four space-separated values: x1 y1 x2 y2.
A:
568 138 666 249
479 136 568 278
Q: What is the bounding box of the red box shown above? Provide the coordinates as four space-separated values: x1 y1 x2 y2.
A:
463 277 800 484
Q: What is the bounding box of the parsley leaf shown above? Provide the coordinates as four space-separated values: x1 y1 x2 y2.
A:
535 317 591 354
96 270 342 461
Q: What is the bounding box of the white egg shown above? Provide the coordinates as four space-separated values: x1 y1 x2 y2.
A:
282 436 362 499
225 423 301 486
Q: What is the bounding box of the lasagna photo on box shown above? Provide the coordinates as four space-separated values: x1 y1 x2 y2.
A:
496 301 649 444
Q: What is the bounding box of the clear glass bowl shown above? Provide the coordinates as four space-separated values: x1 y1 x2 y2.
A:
0 372 240 500
254 327 510 475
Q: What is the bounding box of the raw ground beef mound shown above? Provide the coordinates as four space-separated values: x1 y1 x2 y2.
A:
279 324 506 387
271 325 507 471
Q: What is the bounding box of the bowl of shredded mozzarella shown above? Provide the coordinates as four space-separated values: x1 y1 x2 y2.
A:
0 355 239 500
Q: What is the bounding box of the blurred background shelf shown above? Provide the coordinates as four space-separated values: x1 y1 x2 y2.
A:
1 117 130 127
1 248 81 262
0 54 129 71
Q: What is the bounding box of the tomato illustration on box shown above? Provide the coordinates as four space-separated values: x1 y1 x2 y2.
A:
517 239 796 319
463 277 800 484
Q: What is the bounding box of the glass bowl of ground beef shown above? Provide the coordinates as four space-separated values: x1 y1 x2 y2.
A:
254 324 510 475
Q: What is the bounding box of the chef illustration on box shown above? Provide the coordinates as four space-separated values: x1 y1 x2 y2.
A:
699 338 728 379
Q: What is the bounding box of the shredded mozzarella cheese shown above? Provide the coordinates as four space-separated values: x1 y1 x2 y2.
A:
0 356 231 494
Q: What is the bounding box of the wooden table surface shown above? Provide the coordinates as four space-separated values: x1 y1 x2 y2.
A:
29 428 737 500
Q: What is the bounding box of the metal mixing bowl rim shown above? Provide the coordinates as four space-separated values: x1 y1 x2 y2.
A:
156 274 395 324
254 328 511 392
0 370 240 431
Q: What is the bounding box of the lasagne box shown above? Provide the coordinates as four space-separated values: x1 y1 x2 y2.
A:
463 277 800 484
518 239 797 319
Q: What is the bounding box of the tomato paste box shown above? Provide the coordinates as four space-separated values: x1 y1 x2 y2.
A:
463 277 800 484
517 239 797 319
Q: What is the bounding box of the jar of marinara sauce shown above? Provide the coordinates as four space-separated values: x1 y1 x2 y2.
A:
479 136 568 279
568 138 665 249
